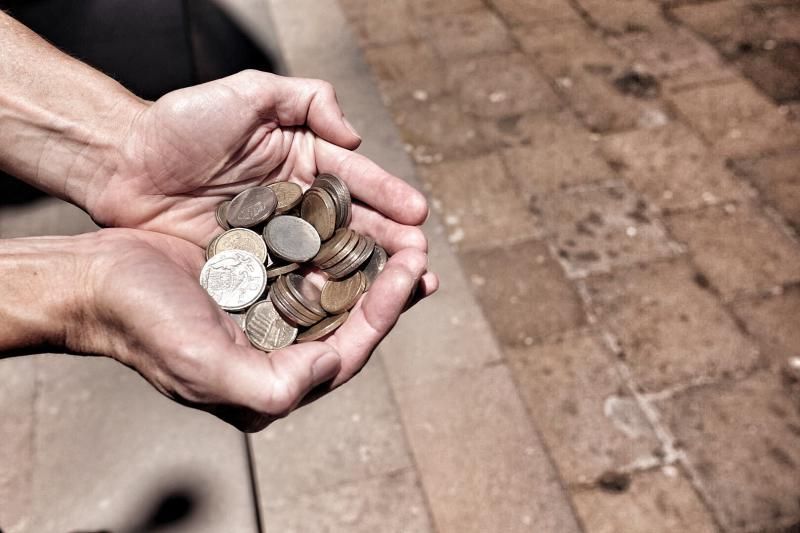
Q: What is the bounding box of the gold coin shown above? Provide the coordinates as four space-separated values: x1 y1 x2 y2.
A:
297 312 349 343
212 228 269 264
268 182 304 215
300 187 337 241
245 300 297 351
320 271 366 314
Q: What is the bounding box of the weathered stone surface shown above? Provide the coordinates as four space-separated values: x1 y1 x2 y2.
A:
667 203 800 299
600 123 753 212
668 80 800 158
656 372 800 531
364 41 446 103
571 468 718 533
419 153 541 251
487 0 580 25
537 183 677 278
349 0 420 47
460 240 586 346
446 52 562 119
262 469 434 533
492 111 615 198
575 0 668 34
729 151 800 233
251 361 411 500
585 259 760 392
423 9 514 59
734 285 800 368
395 366 582 533
507 330 660 485
408 0 484 17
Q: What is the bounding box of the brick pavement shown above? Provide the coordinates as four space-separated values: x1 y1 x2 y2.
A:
341 0 800 531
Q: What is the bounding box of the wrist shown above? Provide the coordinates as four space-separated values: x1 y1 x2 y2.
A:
0 234 99 355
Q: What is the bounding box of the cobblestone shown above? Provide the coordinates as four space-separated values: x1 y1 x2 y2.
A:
729 151 800 233
364 42 446 103
423 9 514 60
734 285 800 369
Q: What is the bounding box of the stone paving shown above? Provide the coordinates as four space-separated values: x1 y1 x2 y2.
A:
339 0 800 531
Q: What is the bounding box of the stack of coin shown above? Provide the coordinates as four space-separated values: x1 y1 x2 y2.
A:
199 174 389 353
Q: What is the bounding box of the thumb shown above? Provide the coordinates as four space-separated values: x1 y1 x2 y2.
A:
220 341 341 418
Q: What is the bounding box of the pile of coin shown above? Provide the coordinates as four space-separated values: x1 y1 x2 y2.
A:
199 174 388 352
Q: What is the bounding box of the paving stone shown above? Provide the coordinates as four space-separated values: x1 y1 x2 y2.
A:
446 52 562 119
418 153 541 251
392 97 486 162
656 372 800 531
262 469 434 533
736 43 800 104
0 359 35 533
585 259 760 392
666 203 800 299
486 0 580 25
600 123 754 212
576 0 669 34
729 151 800 233
460 240 586 346
571 468 718 533
423 9 514 60
489 111 615 199
395 365 582 533
408 0 484 17
364 41 446 103
349 0 419 47
537 183 677 278
507 330 660 485
734 285 800 368
251 361 411 500
607 26 737 92
669 80 800 158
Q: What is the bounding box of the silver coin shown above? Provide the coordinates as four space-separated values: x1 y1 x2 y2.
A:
263 216 321 262
245 300 298 351
361 245 388 289
200 250 267 311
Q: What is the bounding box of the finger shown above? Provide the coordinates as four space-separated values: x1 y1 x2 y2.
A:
243 71 361 150
314 139 429 226
218 341 341 417
350 203 428 254
324 248 427 386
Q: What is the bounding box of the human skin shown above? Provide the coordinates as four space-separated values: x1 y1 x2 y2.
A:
0 12 438 430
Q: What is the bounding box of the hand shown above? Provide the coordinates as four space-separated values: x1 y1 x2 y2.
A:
87 70 429 259
69 229 428 432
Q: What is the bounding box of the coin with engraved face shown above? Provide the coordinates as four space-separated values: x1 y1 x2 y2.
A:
200 250 267 311
268 181 304 215
245 300 298 351
211 228 270 264
226 186 278 228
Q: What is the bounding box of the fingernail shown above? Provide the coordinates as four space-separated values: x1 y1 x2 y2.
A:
311 352 341 386
342 116 361 140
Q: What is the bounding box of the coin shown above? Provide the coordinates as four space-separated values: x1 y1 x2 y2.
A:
226 186 278 228
266 261 300 279
211 228 269 264
200 250 267 311
206 233 222 261
270 280 322 327
284 273 326 317
313 228 353 266
245 300 297 351
319 230 360 270
216 200 232 230
321 271 366 314
263 216 321 262
361 245 387 289
268 182 303 215
300 187 337 241
327 234 374 279
315 173 351 228
297 312 349 343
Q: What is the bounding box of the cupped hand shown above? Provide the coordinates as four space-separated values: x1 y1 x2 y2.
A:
87 70 428 258
79 228 429 432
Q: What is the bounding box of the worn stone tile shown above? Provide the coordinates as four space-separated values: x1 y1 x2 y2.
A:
600 123 754 212
423 9 514 60
585 259 760 392
392 97 486 162
350 0 420 47
670 0 762 48
0 358 35 533
408 0 484 17
734 285 800 369
736 43 800 104
571 468 718 533
656 372 800 531
263 469 434 533
419 154 540 251
395 366 582 533
364 41 446 103
487 0 580 25
669 80 800 158
251 361 410 500
446 52 562 119
488 111 615 198
730 151 800 233
507 331 660 485
606 26 738 92
460 240 586 346
575 0 669 34
538 183 677 278
666 203 800 299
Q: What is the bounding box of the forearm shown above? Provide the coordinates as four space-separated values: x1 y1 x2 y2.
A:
0 235 91 356
0 11 145 208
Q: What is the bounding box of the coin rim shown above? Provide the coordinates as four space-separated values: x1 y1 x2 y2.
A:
296 311 349 342
320 270 366 314
301 187 337 241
